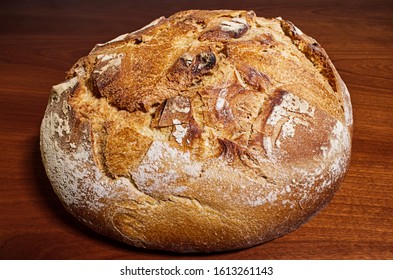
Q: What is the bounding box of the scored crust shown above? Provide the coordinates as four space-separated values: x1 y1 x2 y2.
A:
40 10 352 252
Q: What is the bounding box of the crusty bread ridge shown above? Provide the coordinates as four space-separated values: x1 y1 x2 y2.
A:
40 10 352 252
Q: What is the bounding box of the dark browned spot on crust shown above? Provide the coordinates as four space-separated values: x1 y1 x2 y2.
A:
217 138 260 167
150 95 202 146
166 55 193 86
166 51 217 90
192 52 217 75
262 89 287 125
218 138 243 162
157 96 192 127
236 63 271 91
151 100 167 128
257 33 275 46
92 65 120 95
184 118 203 146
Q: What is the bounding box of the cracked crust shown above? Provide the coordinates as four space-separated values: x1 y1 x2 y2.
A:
40 10 352 252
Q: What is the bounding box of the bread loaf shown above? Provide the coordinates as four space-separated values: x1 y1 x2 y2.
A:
40 10 353 252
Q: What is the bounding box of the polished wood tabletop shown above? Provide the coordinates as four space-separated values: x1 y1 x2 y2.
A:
1 0 392 260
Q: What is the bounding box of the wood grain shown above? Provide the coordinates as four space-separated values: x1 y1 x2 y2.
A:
1 0 392 260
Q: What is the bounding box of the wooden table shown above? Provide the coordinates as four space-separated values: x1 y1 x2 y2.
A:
1 0 392 260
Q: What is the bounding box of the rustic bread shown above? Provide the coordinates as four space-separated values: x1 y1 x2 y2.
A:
40 10 353 252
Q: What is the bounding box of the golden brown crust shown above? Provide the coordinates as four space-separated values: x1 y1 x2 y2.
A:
40 10 352 252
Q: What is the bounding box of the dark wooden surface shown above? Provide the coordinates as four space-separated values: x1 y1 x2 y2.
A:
1 0 392 260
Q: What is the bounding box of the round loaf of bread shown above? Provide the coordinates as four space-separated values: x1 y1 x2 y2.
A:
40 10 352 252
